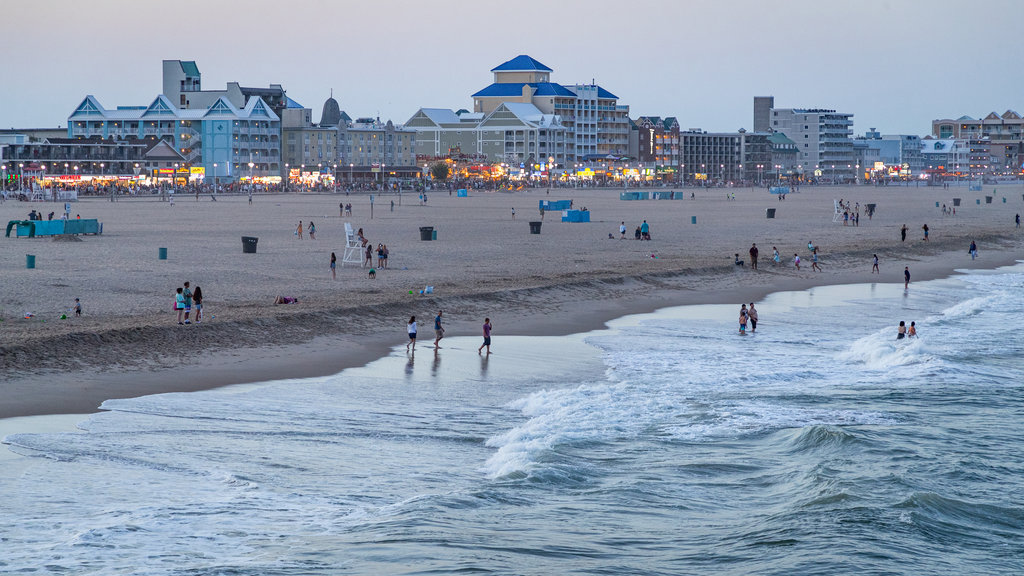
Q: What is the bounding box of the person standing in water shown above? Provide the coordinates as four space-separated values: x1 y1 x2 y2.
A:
904 266 911 289
872 254 879 274
747 303 758 333
897 321 907 340
477 318 492 354
406 316 417 352
739 304 748 334
433 310 445 349
908 322 917 338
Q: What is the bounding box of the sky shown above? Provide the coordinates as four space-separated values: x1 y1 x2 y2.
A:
3 0 1023 136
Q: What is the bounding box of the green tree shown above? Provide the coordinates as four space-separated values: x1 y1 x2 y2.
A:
430 162 450 182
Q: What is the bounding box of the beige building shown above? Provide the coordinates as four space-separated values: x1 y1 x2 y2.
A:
406 103 567 167
932 111 1023 173
470 55 629 163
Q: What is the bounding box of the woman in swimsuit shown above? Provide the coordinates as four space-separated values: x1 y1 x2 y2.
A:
897 321 906 340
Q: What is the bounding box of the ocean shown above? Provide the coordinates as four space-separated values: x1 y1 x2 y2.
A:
3 263 1024 575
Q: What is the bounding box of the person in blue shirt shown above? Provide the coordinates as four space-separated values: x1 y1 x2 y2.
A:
433 310 445 349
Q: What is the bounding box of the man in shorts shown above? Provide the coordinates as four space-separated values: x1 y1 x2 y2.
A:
182 281 193 324
478 318 492 354
433 310 445 349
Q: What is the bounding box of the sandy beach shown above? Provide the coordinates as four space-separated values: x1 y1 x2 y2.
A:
2 183 1022 417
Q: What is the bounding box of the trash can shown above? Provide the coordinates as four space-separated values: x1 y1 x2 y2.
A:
985 196 993 204
26 254 35 269
431 230 437 240
529 221 542 234
242 236 258 253
766 208 776 219
952 198 961 207
419 226 434 241
158 247 168 260
691 216 697 224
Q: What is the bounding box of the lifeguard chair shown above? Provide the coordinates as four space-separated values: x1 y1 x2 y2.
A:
342 222 362 266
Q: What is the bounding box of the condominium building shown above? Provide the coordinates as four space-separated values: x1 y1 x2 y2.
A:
470 55 629 163
634 116 680 179
768 105 855 182
67 93 280 181
338 117 417 171
406 103 567 168
858 130 923 173
932 111 1021 172
920 139 970 175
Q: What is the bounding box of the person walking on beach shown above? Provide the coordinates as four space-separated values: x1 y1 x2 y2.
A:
897 320 907 340
364 243 373 268
249 191 253 205
901 224 908 242
308 221 316 240
922 224 929 241
772 247 780 266
296 220 303 240
904 266 911 289
175 287 185 325
794 254 801 270
872 254 879 274
74 298 82 317
811 248 822 272
407 316 417 352
969 240 977 260
478 317 492 354
182 281 193 324
433 310 445 349
512 207 516 220
749 243 759 270
640 220 650 241
330 252 337 280
1017 213 1021 228
748 303 758 333
620 221 627 239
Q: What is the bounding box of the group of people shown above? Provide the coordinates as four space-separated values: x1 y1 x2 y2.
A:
738 302 758 334
616 220 651 240
172 281 203 325
296 221 316 240
405 311 493 354
897 320 918 340
899 224 930 242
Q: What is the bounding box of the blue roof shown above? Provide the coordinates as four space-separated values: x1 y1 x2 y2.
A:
491 55 553 72
285 97 304 109
472 82 576 98
596 86 618 100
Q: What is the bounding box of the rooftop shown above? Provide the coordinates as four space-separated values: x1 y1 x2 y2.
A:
491 55 553 73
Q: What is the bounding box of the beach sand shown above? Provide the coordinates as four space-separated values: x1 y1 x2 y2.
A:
2 183 1022 417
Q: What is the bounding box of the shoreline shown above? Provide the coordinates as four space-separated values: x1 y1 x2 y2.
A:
3 238 1021 419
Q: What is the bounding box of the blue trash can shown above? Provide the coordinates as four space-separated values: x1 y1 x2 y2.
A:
158 247 168 260
691 216 697 224
26 254 35 269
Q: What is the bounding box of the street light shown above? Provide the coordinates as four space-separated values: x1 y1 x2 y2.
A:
250 162 256 187
213 163 218 191
18 163 24 193
332 164 337 193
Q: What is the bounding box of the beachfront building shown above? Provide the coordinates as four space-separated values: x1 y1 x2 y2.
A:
768 132 800 181
337 117 418 180
920 138 970 178
67 94 280 182
768 106 856 183
635 116 680 181
856 130 923 174
932 111 1023 174
281 101 338 181
470 55 629 164
406 104 567 171
678 130 742 185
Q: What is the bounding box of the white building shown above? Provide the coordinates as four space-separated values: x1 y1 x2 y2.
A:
769 107 855 182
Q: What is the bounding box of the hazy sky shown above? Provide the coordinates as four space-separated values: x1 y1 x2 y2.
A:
4 0 1023 136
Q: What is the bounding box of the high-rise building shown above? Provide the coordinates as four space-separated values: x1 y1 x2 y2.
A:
769 104 855 182
753 96 774 133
